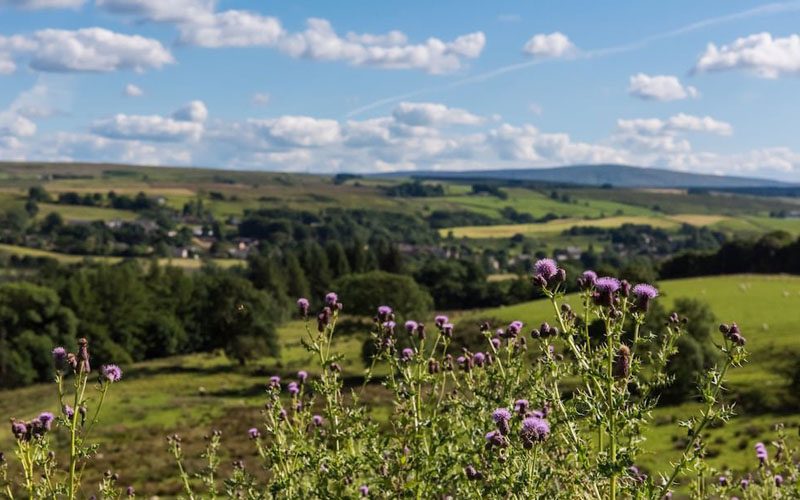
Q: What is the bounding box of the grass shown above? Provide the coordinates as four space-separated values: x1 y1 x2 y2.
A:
0 243 245 270
35 204 139 222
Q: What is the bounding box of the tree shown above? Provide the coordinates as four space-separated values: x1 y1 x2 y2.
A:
284 252 310 301
299 241 332 299
325 241 351 279
334 271 433 319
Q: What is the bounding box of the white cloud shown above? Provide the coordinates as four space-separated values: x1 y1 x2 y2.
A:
523 32 576 59
617 113 732 136
172 100 208 122
0 0 84 9
178 10 284 48
0 82 62 138
247 116 342 147
392 102 483 126
124 83 143 97
0 28 173 74
694 32 800 78
96 0 214 23
92 101 207 142
251 92 270 106
628 73 699 101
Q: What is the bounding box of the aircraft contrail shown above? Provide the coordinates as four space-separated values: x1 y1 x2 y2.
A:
345 1 800 118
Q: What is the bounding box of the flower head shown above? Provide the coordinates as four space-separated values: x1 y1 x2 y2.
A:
514 399 529 415
297 370 308 383
296 298 310 316
101 364 122 383
404 320 418 334
400 348 414 362
441 323 454 338
595 277 621 294
52 347 67 366
269 375 281 390
492 408 512 424
485 429 505 448
377 305 393 321
776 474 784 487
755 442 768 463
578 270 598 289
248 427 260 439
533 258 558 279
359 485 369 497
288 382 300 396
37 412 55 431
324 292 338 307
632 283 659 312
434 315 449 328
312 414 324 427
10 420 27 441
520 416 550 448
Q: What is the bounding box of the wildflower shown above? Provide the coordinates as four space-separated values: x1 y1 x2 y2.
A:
248 428 260 439
404 320 418 335
434 315 449 328
520 416 550 449
52 346 67 367
297 370 308 384
442 323 454 338
297 298 310 316
755 442 768 464
485 430 505 448
491 337 501 350
278 409 288 421
533 258 558 280
102 364 123 383
312 415 324 427
377 305 393 322
632 283 659 312
740 478 749 489
593 277 621 307
288 382 300 396
775 474 784 487
318 307 332 332
126 486 135 497
504 320 523 338
63 405 74 419
465 465 482 480
359 485 369 497
613 345 631 379
473 352 486 367
492 408 512 435
531 322 558 339
37 412 55 431
269 376 281 390
400 348 414 362
718 476 728 486
11 420 28 441
720 322 747 346
330 362 342 373
382 321 396 334
324 292 338 307
620 279 631 297
577 270 597 289
514 399 529 415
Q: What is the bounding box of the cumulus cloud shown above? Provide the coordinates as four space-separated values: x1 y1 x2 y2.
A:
0 28 173 74
96 0 214 23
0 82 62 139
392 102 483 127
628 73 699 101
694 32 800 78
523 32 576 59
617 113 732 136
0 0 84 9
124 83 143 97
92 101 207 142
178 10 284 48
250 116 342 147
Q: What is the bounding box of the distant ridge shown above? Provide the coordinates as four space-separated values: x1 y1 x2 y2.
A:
377 164 791 189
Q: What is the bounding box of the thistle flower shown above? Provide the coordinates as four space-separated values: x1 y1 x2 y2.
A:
533 258 557 280
504 320 523 338
632 283 659 312
434 315 449 328
63 405 74 419
324 292 338 307
775 475 784 487
312 415 324 427
359 485 369 497
297 370 308 384
126 486 134 497
382 321 396 334
427 359 440 374
52 346 67 367
755 442 768 463
442 323 454 338
248 427 260 439
740 478 749 489
278 408 288 421
404 320 418 335
520 416 550 449
288 382 300 396
593 277 621 307
485 430 505 448
473 352 486 367
377 305 393 322
465 465 482 480
11 420 27 441
490 337 501 350
514 399 529 415
101 364 123 383
718 476 728 486
577 270 597 289
492 408 512 435
269 376 281 390
400 348 414 362
37 412 55 431
297 298 310 316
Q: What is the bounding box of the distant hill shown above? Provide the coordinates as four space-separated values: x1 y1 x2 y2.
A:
377 164 792 189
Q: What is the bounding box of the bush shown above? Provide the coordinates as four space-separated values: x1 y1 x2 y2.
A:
334 271 433 319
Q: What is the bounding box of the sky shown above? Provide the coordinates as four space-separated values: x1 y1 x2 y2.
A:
0 1 799 181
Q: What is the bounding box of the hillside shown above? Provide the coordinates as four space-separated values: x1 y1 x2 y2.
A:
383 164 792 189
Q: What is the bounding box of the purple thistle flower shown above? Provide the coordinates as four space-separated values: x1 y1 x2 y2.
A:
632 283 659 312
465 465 482 480
520 416 550 448
442 323 454 338
506 320 524 337
514 399 529 415
404 320 418 334
718 476 728 486
359 485 369 497
776 475 784 487
288 382 300 396
248 427 260 439
533 258 558 279
400 348 414 362
434 315 449 328
63 405 74 419
755 442 768 463
101 364 122 383
278 408 288 421
126 486 134 497
485 430 505 448
324 292 338 307
11 420 27 441
377 305 393 321
595 277 621 294
37 412 55 431
492 408 512 435
382 321 396 334
297 370 308 383
740 478 749 489
578 270 598 289
52 347 67 366
473 352 486 367
312 414 324 427
490 337 501 350
296 298 310 316
269 375 281 390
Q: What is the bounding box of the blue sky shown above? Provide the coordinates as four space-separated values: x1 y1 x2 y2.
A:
0 0 799 181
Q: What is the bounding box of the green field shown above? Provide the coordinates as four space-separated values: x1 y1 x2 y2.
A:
1 274 798 494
